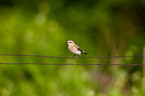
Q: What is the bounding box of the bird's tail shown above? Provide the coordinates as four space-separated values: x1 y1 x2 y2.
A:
82 51 87 54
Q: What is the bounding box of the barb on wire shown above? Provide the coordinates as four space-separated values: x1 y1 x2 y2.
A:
0 54 145 58
0 63 145 66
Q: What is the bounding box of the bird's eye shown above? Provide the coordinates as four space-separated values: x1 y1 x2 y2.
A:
69 42 72 43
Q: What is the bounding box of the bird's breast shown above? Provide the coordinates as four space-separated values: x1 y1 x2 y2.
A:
68 45 81 55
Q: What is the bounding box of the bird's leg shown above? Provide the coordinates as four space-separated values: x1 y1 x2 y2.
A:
75 55 80 59
71 54 75 59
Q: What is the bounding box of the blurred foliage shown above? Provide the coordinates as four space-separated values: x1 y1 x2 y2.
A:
0 0 145 96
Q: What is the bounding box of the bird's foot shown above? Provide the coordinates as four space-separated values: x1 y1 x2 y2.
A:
71 57 73 59
75 56 79 59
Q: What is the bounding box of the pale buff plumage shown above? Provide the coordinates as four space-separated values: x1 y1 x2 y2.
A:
66 40 87 59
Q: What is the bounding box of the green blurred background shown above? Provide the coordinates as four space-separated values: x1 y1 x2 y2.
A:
0 0 145 96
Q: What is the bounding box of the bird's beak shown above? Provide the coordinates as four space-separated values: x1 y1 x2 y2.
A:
66 42 67 43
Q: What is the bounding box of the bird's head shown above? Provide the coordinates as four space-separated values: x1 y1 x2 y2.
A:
67 40 75 45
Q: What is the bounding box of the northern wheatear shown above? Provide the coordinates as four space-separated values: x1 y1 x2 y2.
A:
66 40 87 59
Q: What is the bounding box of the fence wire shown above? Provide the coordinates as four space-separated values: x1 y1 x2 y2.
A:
0 54 144 66
0 63 144 66
0 54 145 58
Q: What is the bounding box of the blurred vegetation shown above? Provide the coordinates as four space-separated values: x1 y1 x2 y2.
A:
0 0 145 96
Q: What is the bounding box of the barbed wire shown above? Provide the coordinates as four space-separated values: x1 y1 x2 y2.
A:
0 54 145 58
0 63 144 66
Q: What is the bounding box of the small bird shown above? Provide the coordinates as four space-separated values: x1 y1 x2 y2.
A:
66 40 87 59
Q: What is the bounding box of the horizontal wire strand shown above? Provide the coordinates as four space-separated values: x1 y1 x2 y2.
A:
0 54 145 58
0 54 144 66
0 63 144 66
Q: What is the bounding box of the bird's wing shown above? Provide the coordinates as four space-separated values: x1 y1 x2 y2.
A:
74 45 86 54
